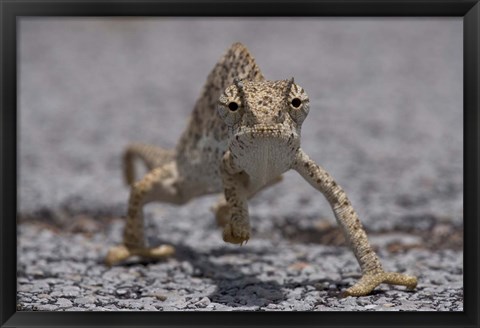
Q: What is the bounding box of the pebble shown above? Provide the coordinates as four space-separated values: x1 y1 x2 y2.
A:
35 304 57 311
126 301 143 309
56 298 73 308
31 282 50 293
195 297 211 308
115 289 128 296
143 304 157 311
154 293 168 301
74 296 96 305
61 286 81 297
265 303 277 309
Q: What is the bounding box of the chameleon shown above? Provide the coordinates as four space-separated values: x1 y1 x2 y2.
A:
106 42 418 296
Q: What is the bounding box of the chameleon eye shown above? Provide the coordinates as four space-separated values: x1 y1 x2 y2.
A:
291 98 302 108
228 102 239 111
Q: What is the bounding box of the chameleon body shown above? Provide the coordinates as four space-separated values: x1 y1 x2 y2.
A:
106 43 417 296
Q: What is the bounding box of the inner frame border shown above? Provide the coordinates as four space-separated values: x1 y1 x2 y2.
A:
1 1 478 327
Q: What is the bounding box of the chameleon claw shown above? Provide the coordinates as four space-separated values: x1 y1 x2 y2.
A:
239 238 249 246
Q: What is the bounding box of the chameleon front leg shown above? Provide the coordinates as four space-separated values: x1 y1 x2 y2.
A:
212 175 283 228
219 151 251 245
293 149 417 296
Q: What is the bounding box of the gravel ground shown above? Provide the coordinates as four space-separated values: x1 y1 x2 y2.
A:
17 218 463 312
17 18 463 311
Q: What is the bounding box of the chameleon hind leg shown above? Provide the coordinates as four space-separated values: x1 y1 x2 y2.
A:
123 143 175 185
106 161 188 266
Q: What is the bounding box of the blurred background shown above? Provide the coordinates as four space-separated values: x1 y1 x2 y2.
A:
19 17 462 231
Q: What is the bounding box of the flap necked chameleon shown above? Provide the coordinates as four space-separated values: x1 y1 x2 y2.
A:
106 43 417 296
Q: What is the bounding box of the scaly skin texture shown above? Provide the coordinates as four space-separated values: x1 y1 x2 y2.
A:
106 43 418 296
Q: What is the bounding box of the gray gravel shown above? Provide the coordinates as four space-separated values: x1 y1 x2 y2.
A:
17 220 463 311
18 18 463 311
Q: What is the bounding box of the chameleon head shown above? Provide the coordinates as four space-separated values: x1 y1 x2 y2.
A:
217 78 310 179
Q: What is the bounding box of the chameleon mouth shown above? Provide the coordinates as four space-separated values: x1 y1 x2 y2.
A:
237 124 292 138
232 125 300 153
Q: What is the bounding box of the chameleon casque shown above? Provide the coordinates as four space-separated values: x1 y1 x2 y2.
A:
106 43 418 296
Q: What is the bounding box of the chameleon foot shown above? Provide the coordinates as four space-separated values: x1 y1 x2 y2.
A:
343 271 418 297
105 244 175 266
222 220 250 245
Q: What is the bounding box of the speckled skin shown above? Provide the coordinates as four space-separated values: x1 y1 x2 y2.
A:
106 43 417 296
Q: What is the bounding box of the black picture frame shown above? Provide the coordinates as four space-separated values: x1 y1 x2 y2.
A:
1 1 478 327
